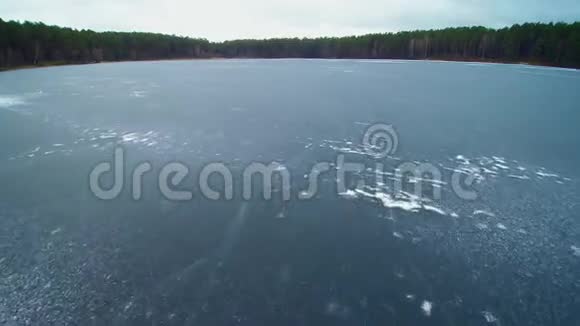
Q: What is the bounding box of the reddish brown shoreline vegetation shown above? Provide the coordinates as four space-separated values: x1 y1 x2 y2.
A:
1 18 579 70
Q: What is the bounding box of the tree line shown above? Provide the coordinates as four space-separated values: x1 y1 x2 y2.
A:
1 18 579 69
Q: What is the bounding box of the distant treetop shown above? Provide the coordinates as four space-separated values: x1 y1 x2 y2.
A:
1 19 579 69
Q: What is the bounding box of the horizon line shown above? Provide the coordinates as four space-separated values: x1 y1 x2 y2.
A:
2 17 579 43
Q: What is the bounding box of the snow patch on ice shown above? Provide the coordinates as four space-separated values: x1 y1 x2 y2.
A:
421 301 433 316
473 210 496 217
482 311 498 323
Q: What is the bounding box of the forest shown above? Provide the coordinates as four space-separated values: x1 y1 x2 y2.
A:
1 18 579 69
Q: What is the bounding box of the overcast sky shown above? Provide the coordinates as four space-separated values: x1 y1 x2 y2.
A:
1 0 579 41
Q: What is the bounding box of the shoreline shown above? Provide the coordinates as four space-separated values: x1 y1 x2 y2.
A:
1 57 578 73
0 57 225 72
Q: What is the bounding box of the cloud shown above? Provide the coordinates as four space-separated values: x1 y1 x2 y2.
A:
1 0 578 41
